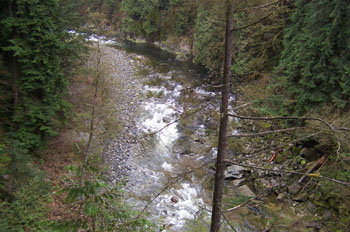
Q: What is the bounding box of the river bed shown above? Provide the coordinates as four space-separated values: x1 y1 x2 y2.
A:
97 38 316 232
116 43 218 231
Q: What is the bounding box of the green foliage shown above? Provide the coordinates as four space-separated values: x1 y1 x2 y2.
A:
231 2 287 79
274 0 350 114
59 181 154 231
57 151 156 232
309 157 350 230
0 0 83 151
118 0 201 47
165 0 197 36
193 1 225 71
0 176 52 232
0 143 11 178
120 0 161 40
224 194 252 209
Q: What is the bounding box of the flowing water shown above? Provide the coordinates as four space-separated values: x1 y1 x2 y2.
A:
76 33 313 232
118 43 217 231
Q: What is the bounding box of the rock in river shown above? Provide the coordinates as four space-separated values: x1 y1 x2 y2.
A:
171 196 179 203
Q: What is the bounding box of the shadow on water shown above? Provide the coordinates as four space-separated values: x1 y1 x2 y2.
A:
110 41 208 76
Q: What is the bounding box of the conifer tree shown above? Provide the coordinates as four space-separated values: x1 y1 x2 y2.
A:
0 0 81 150
276 0 350 114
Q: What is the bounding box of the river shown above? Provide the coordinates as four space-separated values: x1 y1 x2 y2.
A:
117 42 217 231
93 35 311 232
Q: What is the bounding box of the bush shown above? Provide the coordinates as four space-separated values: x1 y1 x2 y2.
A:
0 177 52 232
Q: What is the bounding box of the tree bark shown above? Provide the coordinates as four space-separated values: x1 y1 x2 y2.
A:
210 0 233 231
11 58 19 106
7 0 19 106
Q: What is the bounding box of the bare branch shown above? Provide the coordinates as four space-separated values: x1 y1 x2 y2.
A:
224 160 350 188
140 103 210 139
249 0 280 9
222 197 256 212
336 141 341 162
234 0 280 12
183 76 212 91
228 113 350 132
232 102 254 111
218 207 238 232
227 127 303 138
240 132 322 160
231 11 274 31
136 158 214 219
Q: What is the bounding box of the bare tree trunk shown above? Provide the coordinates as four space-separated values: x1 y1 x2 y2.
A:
210 0 234 231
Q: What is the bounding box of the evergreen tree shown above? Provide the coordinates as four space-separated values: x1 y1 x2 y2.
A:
276 0 350 114
120 0 161 41
193 0 226 71
0 0 81 150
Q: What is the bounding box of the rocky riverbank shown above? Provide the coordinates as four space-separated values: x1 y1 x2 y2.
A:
98 45 145 183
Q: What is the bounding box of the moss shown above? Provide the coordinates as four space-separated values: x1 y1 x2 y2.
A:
223 194 253 209
275 152 287 163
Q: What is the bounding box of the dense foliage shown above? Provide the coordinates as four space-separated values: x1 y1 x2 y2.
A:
275 0 350 114
120 0 161 41
0 0 81 151
192 1 225 71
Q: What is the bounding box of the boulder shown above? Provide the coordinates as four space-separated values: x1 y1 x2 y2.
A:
237 185 256 197
255 178 281 190
224 165 246 180
233 178 246 187
277 192 287 201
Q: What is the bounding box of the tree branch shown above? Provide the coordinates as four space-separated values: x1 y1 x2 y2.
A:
240 132 322 160
224 160 350 188
218 207 238 232
222 197 256 212
234 0 280 12
231 11 274 31
140 102 210 139
227 127 303 138
136 158 214 219
228 113 350 132
249 0 280 9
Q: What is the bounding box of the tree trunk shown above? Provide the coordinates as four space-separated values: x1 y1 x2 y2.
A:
11 58 19 106
210 0 233 231
7 0 19 106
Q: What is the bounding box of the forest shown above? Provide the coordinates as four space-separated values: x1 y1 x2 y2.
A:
0 0 350 231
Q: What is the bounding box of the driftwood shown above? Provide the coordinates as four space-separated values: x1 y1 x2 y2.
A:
298 154 329 184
